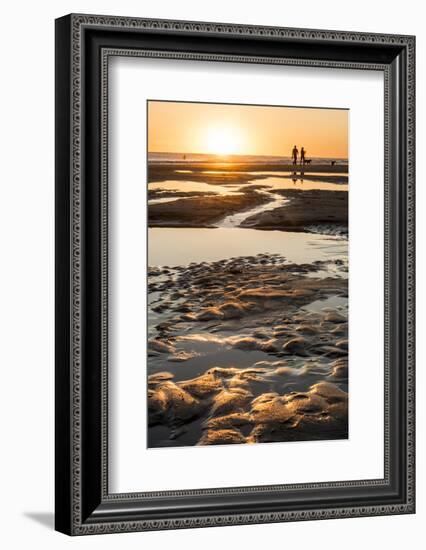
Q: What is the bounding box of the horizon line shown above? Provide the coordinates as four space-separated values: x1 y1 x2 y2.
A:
148 151 349 160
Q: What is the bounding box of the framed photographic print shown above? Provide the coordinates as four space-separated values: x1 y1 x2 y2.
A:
55 14 415 535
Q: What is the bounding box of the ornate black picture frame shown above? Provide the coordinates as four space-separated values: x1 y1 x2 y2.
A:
55 13 415 535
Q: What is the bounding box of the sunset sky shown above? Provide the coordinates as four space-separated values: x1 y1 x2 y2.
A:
148 100 348 159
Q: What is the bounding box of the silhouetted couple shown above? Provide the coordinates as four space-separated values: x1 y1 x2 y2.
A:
292 145 306 166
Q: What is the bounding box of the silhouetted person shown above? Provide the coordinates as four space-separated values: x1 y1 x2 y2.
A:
292 145 298 166
300 147 306 165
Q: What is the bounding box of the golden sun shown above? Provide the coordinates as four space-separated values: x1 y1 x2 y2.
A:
205 126 241 156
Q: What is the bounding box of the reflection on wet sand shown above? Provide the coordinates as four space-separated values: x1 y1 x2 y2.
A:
148 227 348 267
148 254 348 447
147 162 348 448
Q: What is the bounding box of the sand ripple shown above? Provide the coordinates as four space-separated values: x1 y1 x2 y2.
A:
148 253 348 447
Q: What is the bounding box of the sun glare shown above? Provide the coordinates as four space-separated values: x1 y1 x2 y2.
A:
205 126 241 156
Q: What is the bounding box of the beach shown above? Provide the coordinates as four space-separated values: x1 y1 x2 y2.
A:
147 159 349 447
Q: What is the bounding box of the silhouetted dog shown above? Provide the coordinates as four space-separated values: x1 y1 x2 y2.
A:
304 159 312 165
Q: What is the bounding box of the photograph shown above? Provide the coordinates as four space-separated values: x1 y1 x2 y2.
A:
51 9 415 538
147 100 349 448
0 0 419 543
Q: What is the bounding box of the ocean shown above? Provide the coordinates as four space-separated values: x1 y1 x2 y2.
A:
148 152 349 165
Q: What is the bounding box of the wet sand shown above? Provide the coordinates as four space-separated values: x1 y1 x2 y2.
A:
148 255 348 447
241 190 348 233
149 189 272 227
149 161 348 184
148 162 348 233
148 227 348 267
148 188 347 234
147 160 348 447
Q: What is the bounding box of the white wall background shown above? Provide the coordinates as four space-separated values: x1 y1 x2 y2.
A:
0 0 422 548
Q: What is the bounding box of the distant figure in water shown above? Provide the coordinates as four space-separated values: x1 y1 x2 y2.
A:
300 147 306 165
331 160 336 166
292 145 299 166
183 154 186 160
